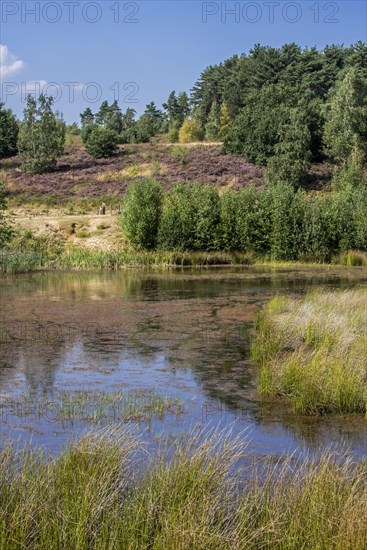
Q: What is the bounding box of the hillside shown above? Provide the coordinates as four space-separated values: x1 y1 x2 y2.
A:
2 141 333 209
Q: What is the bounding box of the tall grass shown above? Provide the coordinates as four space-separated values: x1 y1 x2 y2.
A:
252 289 367 414
1 428 367 549
0 247 255 274
0 249 50 274
1 241 367 275
337 250 367 267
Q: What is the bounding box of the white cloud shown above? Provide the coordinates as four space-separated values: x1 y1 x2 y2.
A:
0 45 25 78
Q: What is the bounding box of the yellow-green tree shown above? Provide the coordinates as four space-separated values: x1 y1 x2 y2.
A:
178 118 203 143
219 102 232 138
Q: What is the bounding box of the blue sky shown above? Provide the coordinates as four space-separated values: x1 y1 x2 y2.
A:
1 0 366 122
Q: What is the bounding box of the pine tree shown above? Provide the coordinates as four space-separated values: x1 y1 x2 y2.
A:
95 101 110 127
80 107 94 128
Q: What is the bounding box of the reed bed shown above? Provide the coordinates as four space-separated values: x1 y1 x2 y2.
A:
0 428 366 549
0 247 255 274
1 244 367 275
252 288 367 414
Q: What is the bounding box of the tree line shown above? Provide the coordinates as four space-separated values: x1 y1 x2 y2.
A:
1 42 366 180
120 179 367 261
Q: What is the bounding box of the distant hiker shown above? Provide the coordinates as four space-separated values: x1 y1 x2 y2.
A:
102 203 106 215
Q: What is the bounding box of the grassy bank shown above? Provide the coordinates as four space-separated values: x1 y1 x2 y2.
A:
0 247 256 274
252 289 367 415
1 428 367 549
1 245 367 275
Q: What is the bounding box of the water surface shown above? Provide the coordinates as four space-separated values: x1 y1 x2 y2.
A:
1 266 367 457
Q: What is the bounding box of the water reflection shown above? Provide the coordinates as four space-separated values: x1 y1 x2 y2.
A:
1 267 367 455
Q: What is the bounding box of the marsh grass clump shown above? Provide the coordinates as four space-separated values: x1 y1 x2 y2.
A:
337 250 367 267
252 289 367 414
0 427 139 549
1 429 367 549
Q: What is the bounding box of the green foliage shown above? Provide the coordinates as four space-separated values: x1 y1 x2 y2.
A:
95 100 123 133
269 183 306 260
331 144 367 190
220 187 256 252
219 102 232 138
80 107 95 144
121 179 367 258
80 102 162 146
120 179 163 249
0 103 19 158
167 120 181 143
85 127 118 158
324 67 367 163
158 184 220 250
224 84 291 164
205 101 221 141
80 107 94 128
267 109 312 188
191 184 221 250
120 103 164 144
66 122 80 135
193 43 367 166
18 95 66 174
158 184 195 250
169 145 188 165
81 124 95 145
163 90 190 128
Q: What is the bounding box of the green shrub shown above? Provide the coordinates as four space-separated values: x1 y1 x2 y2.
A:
167 121 181 143
0 103 19 158
331 145 367 191
85 127 118 158
223 84 291 165
220 187 257 252
158 184 220 251
191 184 221 250
219 190 239 251
158 184 194 250
120 179 367 258
120 179 163 249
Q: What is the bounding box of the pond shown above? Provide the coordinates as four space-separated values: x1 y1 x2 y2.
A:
1 266 367 458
